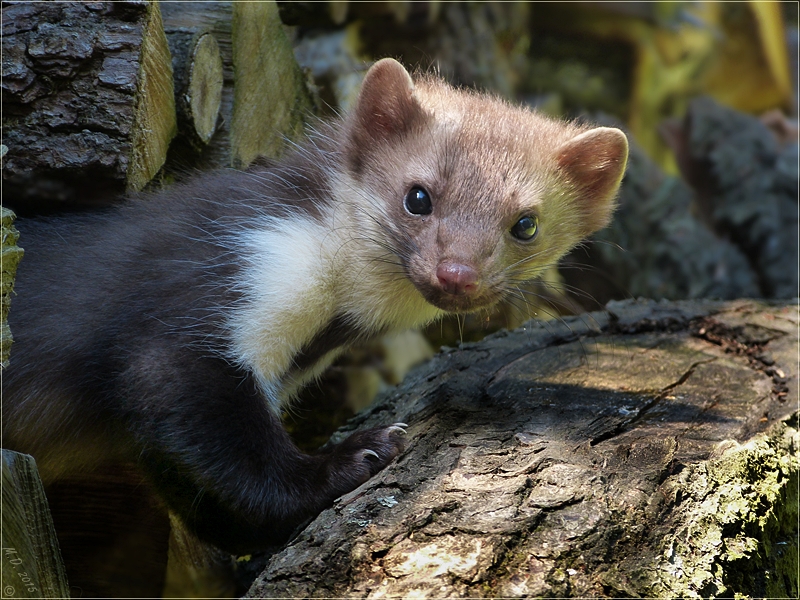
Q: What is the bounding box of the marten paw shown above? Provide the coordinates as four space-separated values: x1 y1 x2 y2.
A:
322 423 407 494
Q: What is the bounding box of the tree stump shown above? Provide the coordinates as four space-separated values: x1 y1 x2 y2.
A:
245 298 798 598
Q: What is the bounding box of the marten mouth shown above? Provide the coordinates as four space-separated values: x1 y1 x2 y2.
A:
404 261 502 313
420 288 501 314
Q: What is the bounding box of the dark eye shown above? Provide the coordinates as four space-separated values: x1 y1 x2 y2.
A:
511 215 538 241
404 186 432 215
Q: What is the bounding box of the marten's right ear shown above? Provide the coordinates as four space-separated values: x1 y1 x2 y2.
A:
348 59 425 146
556 127 629 235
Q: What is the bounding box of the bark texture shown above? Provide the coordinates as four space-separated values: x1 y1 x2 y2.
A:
2 0 313 214
245 299 798 599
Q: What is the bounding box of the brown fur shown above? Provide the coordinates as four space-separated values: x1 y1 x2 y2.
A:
341 59 628 313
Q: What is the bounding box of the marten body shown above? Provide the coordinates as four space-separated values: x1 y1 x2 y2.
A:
3 59 628 554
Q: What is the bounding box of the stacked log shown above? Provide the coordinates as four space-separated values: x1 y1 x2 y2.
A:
2 1 175 211
2 0 314 214
245 299 798 599
159 2 314 170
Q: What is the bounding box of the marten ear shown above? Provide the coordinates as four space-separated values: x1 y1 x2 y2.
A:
557 127 629 234
349 59 424 145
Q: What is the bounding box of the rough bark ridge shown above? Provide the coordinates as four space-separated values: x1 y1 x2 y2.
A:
246 299 798 598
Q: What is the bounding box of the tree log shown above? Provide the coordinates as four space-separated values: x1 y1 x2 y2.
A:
229 1 313 167
245 298 798 598
1 450 70 599
160 2 235 170
166 28 223 149
1 0 176 211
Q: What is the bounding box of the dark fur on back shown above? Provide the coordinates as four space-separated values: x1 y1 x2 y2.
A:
4 143 405 555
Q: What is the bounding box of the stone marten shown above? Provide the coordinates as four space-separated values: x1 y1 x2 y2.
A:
3 59 628 555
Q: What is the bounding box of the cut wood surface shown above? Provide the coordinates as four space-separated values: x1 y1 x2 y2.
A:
229 1 313 167
160 2 236 170
1 450 70 599
245 298 798 599
161 1 314 169
166 28 223 148
125 0 175 193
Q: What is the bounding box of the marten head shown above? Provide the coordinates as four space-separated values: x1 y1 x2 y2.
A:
340 58 628 314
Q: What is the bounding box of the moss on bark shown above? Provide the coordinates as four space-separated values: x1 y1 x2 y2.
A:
1 207 24 369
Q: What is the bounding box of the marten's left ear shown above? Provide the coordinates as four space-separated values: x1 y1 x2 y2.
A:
349 59 425 145
557 127 629 234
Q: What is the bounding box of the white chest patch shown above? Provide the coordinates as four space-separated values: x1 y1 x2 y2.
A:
225 204 442 414
226 214 336 411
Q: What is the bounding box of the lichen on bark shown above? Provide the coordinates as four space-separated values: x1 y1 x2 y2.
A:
655 420 798 598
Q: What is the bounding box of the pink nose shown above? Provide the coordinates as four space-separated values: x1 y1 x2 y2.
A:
436 262 479 296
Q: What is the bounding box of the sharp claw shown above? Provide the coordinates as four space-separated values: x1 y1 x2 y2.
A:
386 425 407 436
362 449 380 460
392 422 408 428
